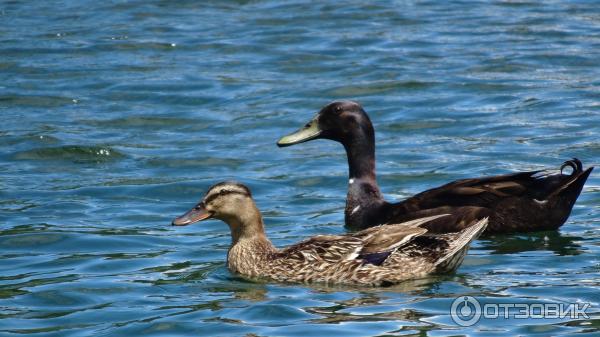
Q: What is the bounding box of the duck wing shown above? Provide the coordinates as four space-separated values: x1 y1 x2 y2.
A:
356 227 427 266
384 217 488 273
402 159 588 210
280 215 449 265
354 214 450 265
390 159 593 233
279 235 363 263
402 170 542 210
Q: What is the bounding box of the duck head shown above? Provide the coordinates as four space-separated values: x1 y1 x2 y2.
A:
172 181 258 228
172 181 274 262
277 100 374 147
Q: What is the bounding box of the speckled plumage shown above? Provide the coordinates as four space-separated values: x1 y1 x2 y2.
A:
173 182 488 286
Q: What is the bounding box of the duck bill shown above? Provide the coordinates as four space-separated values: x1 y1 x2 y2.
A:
172 205 212 226
277 116 322 147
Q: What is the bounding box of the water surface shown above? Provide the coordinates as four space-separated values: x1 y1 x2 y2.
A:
1 1 599 336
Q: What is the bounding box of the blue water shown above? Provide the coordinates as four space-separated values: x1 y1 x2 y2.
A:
1 1 599 336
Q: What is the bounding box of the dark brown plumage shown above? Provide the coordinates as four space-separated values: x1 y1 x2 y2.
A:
277 101 593 234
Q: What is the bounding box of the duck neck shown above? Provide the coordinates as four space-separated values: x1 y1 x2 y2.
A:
223 203 276 276
342 127 386 230
225 204 273 247
343 133 377 181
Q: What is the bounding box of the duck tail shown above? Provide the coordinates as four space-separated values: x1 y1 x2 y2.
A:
434 217 488 273
560 158 584 175
550 158 593 203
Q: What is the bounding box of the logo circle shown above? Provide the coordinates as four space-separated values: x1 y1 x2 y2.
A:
450 296 481 326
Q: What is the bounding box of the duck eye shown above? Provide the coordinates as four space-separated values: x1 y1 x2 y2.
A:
334 106 342 113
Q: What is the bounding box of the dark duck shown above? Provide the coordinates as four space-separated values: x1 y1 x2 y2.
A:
277 101 593 234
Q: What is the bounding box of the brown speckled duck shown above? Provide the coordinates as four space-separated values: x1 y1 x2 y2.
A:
172 181 487 286
277 101 593 234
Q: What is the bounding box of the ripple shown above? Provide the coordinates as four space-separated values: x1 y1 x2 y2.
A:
12 145 126 163
147 157 244 169
327 80 434 96
85 116 201 129
0 94 75 108
0 0 599 336
227 304 318 325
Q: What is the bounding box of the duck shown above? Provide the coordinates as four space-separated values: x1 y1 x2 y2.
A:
277 101 593 234
172 181 488 286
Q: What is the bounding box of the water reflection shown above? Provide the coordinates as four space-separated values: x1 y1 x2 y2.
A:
481 231 583 256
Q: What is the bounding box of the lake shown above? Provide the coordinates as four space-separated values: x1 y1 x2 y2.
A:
1 1 599 336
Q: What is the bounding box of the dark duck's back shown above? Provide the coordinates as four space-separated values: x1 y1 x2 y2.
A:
277 101 593 234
